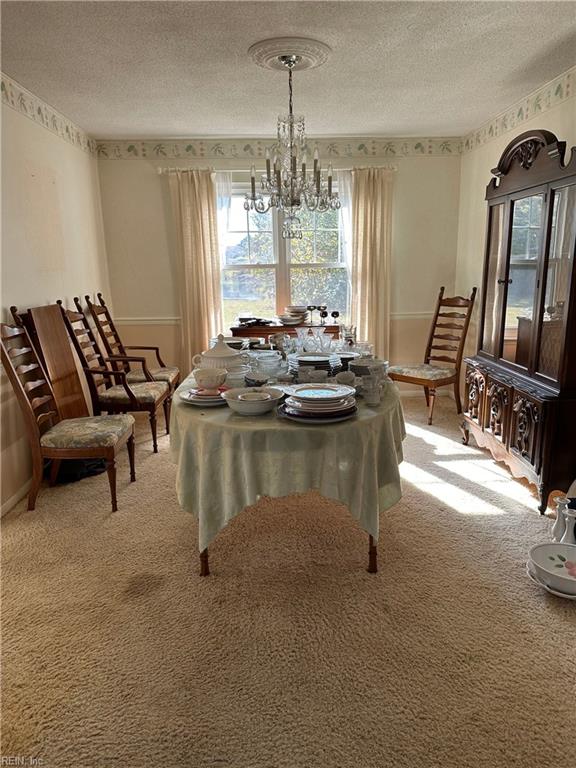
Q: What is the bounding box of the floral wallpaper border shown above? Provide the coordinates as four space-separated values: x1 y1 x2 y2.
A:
94 136 461 160
1 73 97 155
462 65 575 152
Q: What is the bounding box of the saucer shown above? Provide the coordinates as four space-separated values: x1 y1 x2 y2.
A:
525 561 576 600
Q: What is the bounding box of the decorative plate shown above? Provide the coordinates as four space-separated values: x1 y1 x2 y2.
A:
283 383 356 401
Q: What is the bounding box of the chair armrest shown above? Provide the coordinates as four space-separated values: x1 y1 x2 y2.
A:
83 367 138 407
105 354 154 382
124 345 167 367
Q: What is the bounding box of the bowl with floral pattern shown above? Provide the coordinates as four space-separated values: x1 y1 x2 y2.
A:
528 543 576 596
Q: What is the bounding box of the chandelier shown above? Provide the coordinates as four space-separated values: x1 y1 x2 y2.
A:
245 38 340 239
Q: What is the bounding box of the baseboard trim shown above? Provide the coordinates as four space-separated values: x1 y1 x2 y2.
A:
1 479 31 517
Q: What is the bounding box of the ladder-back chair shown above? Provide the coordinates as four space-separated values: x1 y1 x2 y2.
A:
1 323 135 511
57 300 169 452
84 293 180 403
388 286 477 425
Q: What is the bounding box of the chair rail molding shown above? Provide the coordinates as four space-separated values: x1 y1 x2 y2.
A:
115 312 434 326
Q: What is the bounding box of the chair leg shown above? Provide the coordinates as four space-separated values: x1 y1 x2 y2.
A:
367 535 378 573
453 380 462 414
149 410 158 453
27 461 43 511
106 459 118 512
200 548 210 577
127 435 136 482
48 459 61 486
424 387 430 407
163 397 171 435
428 388 437 425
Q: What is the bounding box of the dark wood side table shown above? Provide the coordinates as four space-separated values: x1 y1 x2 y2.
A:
230 324 340 339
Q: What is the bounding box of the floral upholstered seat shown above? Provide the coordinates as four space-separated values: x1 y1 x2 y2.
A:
126 366 180 386
99 381 168 404
40 415 135 449
388 364 455 381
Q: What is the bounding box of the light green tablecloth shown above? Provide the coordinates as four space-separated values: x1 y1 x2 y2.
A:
170 376 406 551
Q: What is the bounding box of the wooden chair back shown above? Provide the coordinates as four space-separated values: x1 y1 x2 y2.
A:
85 293 129 371
58 300 110 402
424 286 477 373
26 304 90 420
0 323 61 442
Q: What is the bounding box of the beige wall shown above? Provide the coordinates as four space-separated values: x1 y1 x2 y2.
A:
454 96 576 357
1 103 111 512
98 153 462 371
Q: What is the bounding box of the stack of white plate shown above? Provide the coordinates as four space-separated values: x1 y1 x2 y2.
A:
526 542 576 599
287 352 343 377
279 383 357 424
179 388 227 407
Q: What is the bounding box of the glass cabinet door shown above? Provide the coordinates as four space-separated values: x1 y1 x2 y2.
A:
481 204 507 356
501 194 545 366
536 184 576 380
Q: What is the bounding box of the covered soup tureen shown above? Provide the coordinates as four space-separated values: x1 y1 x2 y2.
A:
193 334 250 369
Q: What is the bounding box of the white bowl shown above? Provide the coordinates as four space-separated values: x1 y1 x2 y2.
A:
528 542 576 595
221 387 284 415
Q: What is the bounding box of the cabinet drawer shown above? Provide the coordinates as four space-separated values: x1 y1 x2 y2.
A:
484 377 513 445
510 392 544 472
464 366 486 428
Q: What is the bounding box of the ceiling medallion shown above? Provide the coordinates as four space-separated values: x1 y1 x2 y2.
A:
245 38 339 239
248 36 332 72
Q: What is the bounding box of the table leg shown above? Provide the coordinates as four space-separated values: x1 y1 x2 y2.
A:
367 535 378 574
200 548 210 577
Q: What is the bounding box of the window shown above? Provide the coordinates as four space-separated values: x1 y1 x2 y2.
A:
219 188 349 329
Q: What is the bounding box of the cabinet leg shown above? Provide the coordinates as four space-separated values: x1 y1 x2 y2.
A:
460 421 470 445
538 483 549 515
200 548 210 577
367 535 378 574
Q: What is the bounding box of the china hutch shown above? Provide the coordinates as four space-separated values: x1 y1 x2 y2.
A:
462 130 576 512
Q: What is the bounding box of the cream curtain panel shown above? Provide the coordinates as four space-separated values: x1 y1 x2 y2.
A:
350 167 395 360
168 169 225 371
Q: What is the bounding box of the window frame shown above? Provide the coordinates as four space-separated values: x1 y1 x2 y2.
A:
220 182 347 320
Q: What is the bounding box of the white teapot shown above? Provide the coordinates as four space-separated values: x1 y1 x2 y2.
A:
193 334 250 370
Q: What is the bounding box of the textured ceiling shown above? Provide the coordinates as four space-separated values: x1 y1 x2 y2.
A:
1 1 576 139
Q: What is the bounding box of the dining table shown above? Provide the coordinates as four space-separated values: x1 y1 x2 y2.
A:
170 375 406 575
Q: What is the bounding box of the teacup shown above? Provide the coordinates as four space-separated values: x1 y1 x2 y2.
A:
193 367 227 394
297 366 315 383
335 371 355 386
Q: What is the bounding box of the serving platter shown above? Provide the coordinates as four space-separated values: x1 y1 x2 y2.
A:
283 383 356 401
278 404 358 424
285 395 356 412
179 389 227 407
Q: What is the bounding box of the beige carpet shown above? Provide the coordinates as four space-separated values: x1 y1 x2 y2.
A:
2 398 575 768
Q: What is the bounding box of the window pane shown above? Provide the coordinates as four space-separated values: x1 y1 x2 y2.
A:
315 230 340 263
317 209 339 229
228 197 248 231
248 208 272 232
249 232 274 264
501 194 544 366
481 204 506 355
290 266 348 313
295 208 315 230
537 185 576 379
221 268 276 329
224 231 250 265
289 233 315 264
